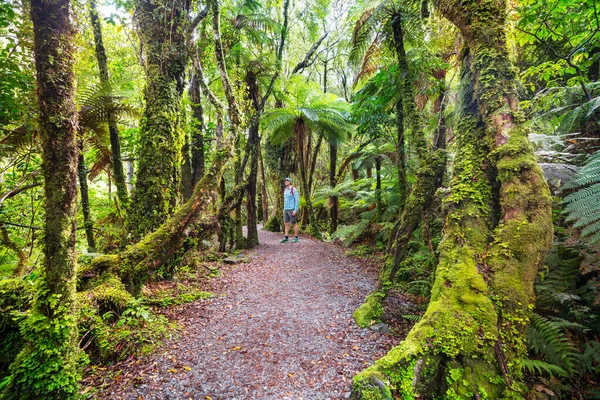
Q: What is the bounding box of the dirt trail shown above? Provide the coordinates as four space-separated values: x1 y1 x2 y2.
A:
93 228 395 399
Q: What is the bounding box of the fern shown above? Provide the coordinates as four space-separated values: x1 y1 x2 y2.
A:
527 313 580 374
581 341 600 375
522 358 568 377
563 152 600 244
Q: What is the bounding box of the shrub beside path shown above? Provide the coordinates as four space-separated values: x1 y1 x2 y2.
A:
91 228 396 399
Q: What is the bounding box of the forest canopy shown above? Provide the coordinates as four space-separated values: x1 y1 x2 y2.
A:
0 0 599 398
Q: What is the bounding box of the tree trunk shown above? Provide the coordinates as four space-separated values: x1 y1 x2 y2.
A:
89 0 128 207
329 142 338 234
126 0 188 240
375 157 382 218
259 142 269 223
7 0 80 396
245 119 259 246
181 128 194 201
189 70 205 186
245 69 262 247
352 0 553 393
78 142 96 251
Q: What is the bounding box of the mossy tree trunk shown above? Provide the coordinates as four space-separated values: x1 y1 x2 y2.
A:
259 142 269 223
352 0 553 395
189 70 206 187
126 0 189 240
391 14 408 212
78 141 96 251
245 69 261 247
89 0 128 208
6 0 80 396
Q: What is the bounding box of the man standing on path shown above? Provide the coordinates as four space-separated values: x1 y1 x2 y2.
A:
281 177 300 243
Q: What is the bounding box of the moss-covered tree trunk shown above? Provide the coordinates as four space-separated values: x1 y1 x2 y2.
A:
89 0 128 207
6 0 80 396
391 14 408 211
245 69 262 247
126 0 188 240
259 142 269 223
189 70 206 186
352 0 553 395
78 142 96 251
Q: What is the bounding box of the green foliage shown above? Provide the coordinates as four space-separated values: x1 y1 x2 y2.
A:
525 313 580 376
563 152 600 243
3 274 80 399
0 0 34 127
262 77 352 146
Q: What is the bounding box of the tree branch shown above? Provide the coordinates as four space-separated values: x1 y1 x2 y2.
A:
260 0 290 111
189 5 209 33
291 32 329 75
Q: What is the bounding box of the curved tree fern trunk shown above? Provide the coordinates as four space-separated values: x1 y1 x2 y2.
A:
352 0 553 395
6 0 80 396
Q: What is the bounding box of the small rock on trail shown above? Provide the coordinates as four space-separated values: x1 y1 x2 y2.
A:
92 229 397 399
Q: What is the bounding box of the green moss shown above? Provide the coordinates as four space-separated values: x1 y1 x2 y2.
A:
88 274 133 313
353 291 385 328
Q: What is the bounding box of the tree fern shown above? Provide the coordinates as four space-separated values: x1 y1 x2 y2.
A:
563 152 600 244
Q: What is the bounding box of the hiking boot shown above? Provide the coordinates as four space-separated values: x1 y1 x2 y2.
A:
280 237 289 243
292 237 299 243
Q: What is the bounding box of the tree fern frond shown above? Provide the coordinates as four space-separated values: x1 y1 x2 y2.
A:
522 358 568 377
539 162 580 185
349 7 377 66
354 35 384 86
579 220 600 238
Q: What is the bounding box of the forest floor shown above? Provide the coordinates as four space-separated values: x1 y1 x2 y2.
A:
84 228 400 399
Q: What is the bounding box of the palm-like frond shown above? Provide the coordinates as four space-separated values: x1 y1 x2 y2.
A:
354 34 384 86
261 108 297 144
539 162 580 185
349 7 377 67
563 152 600 243
262 79 353 145
0 126 38 156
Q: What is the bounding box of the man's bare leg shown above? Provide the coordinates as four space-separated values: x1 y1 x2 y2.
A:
293 223 299 237
284 222 290 237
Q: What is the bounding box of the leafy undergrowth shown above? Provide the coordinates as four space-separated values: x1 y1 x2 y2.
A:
77 256 226 397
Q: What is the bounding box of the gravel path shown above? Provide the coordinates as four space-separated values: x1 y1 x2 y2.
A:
92 228 396 399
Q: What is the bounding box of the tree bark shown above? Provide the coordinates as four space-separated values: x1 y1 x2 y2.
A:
259 143 269 223
189 69 206 186
181 128 194 201
78 141 96 251
89 0 128 207
126 0 189 240
7 0 80 395
391 15 407 211
352 0 553 393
